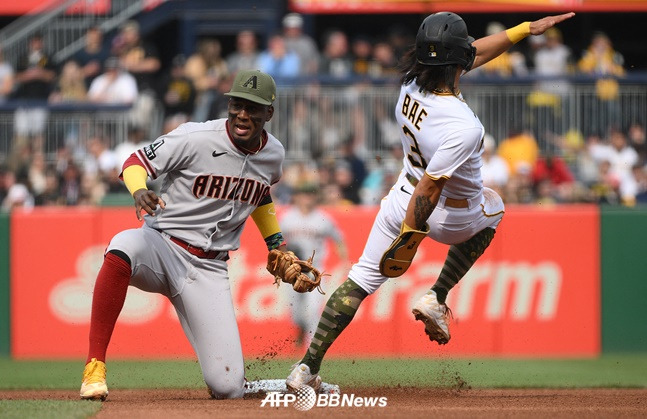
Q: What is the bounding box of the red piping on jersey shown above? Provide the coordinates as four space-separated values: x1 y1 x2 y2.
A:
120 152 156 180
135 149 157 179
225 121 268 155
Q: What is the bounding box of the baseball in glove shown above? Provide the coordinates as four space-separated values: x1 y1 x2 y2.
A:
266 249 325 294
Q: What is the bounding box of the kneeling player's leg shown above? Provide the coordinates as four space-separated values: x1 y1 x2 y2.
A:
171 261 245 399
87 237 137 364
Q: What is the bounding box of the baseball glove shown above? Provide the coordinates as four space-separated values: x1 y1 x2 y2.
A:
266 249 324 294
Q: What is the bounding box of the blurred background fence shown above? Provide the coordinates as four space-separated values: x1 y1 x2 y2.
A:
1 76 646 165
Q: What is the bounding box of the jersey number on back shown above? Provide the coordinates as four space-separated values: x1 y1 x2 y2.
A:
402 125 428 168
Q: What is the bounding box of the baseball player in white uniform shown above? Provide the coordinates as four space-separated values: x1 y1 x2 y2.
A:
286 11 575 391
279 183 347 347
80 70 293 400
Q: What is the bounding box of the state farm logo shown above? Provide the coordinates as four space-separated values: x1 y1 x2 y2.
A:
260 385 387 410
49 246 164 323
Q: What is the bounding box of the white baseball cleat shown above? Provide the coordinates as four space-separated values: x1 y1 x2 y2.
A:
286 363 322 392
412 290 452 345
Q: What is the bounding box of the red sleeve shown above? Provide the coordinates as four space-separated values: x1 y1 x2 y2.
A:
119 153 146 180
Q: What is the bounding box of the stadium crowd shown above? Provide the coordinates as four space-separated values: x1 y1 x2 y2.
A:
1 13 646 210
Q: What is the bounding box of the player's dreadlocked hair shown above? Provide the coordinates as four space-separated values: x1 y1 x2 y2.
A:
398 47 459 96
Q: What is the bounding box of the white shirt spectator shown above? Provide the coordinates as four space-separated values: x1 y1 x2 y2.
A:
88 59 138 105
481 134 509 190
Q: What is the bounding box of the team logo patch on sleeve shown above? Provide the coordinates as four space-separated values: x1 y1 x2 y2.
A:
143 139 165 160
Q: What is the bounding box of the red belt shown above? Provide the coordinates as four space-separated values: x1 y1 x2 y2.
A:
168 235 229 261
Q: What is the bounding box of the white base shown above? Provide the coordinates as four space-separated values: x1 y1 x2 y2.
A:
244 379 340 395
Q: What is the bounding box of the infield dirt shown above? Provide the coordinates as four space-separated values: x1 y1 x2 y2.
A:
2 388 646 418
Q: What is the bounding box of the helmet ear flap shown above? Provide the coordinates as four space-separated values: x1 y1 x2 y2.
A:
464 45 476 71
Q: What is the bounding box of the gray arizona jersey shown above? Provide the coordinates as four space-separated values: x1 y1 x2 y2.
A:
133 118 284 251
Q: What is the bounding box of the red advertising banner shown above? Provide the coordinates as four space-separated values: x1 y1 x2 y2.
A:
290 0 647 13
11 205 599 359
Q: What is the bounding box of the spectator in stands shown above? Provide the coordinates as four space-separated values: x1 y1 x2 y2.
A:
0 44 14 102
1 177 34 210
605 128 639 204
632 165 647 204
226 30 260 74
527 27 573 141
320 182 353 207
318 30 353 80
0 166 6 203
114 126 147 167
49 60 88 103
83 135 122 201
338 136 367 203
257 34 301 79
282 13 319 76
111 20 160 93
87 56 138 104
184 38 230 122
480 134 509 197
287 97 320 157
72 26 110 88
627 122 647 165
12 32 56 153
350 35 373 77
531 151 576 203
111 20 161 134
368 39 398 79
58 159 84 206
589 159 621 205
206 73 234 120
156 54 196 134
497 125 540 177
471 22 527 77
34 166 61 206
386 24 412 58
503 162 535 204
577 31 625 137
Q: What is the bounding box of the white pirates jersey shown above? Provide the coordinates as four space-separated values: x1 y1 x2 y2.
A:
395 82 485 199
134 118 284 251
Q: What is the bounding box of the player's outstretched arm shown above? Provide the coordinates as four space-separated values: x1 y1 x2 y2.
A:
470 12 575 71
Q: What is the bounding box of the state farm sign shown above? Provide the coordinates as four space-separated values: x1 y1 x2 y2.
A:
10 205 599 358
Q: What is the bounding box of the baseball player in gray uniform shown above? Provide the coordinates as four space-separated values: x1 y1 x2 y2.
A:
286 11 575 391
80 70 291 400
279 183 347 347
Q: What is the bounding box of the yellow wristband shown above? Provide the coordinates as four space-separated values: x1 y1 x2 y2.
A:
123 165 148 196
505 22 531 44
251 202 281 238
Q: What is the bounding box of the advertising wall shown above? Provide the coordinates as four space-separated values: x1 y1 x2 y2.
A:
10 205 600 359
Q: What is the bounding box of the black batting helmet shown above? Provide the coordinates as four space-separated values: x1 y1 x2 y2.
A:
416 12 476 71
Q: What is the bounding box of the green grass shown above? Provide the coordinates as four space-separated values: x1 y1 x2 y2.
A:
1 354 647 390
0 400 101 419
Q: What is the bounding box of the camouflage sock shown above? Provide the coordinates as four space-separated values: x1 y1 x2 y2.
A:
302 278 368 374
432 227 496 304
